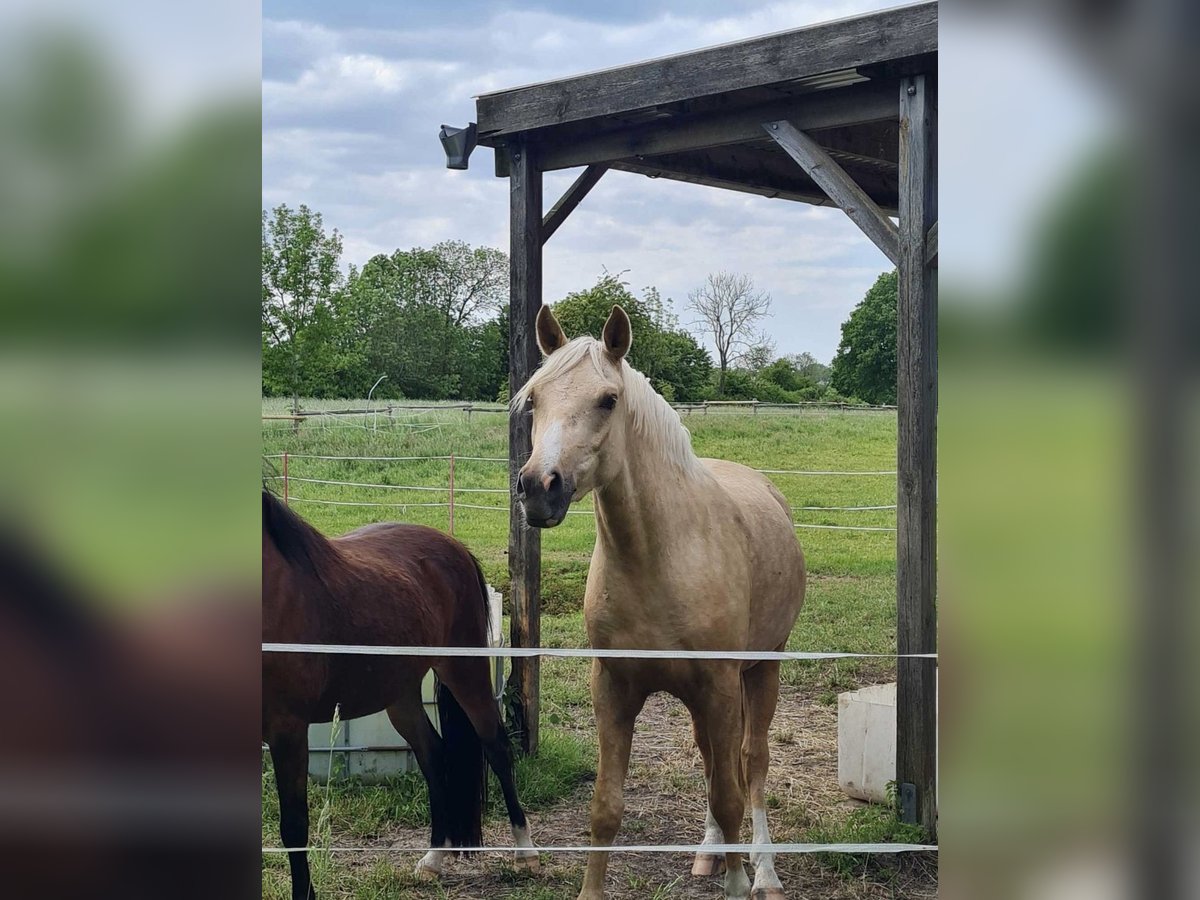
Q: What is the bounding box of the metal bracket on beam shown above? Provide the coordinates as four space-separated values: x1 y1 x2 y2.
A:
542 164 607 245
899 782 918 824
763 120 900 265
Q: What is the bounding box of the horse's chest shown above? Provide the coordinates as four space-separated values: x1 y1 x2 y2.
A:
584 582 692 649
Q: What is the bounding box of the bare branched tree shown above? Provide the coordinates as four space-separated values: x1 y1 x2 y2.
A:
687 272 772 396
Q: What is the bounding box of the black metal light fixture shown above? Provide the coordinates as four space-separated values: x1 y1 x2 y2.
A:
439 123 477 170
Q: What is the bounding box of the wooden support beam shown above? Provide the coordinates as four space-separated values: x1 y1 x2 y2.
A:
534 79 898 172
541 164 607 245
896 74 938 837
764 119 899 264
925 220 938 267
507 142 542 755
476 2 937 136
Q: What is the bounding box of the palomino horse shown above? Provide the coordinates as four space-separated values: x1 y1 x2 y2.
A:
513 306 806 900
261 490 537 900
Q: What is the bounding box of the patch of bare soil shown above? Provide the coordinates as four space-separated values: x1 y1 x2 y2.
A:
343 686 937 898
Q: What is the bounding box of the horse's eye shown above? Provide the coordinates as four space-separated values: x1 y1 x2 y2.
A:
598 393 618 411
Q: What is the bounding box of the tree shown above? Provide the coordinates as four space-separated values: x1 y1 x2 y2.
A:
551 272 713 402
687 271 772 396
262 204 344 409
394 240 507 327
830 270 897 405
739 341 776 376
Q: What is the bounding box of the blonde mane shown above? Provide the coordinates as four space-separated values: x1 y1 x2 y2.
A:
512 336 702 475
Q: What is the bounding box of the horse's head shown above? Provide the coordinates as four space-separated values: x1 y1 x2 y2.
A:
513 304 632 528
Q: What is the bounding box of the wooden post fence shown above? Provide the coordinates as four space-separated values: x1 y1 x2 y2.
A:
896 73 938 837
508 141 543 754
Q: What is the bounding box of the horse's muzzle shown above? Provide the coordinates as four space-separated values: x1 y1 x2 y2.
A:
516 469 573 528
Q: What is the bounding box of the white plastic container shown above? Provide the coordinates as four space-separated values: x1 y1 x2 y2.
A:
836 682 898 804
307 585 506 783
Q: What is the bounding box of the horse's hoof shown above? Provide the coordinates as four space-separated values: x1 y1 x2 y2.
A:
412 862 440 881
752 889 786 900
692 853 726 876
513 852 540 873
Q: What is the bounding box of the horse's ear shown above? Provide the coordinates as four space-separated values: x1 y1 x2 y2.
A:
602 305 632 361
536 305 568 356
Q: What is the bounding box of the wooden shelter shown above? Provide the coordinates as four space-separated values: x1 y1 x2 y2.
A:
453 1 937 834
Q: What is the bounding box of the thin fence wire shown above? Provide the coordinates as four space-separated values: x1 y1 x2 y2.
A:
263 453 896 476
268 454 898 531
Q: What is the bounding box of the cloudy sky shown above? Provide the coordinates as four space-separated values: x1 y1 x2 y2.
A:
262 1 1108 362
261 1 916 362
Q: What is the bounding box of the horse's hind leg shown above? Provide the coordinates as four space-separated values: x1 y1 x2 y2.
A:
436 657 539 871
266 720 316 900
743 660 784 900
385 689 452 879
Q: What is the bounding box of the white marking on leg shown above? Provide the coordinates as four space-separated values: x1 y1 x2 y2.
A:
724 858 751 900
513 823 538 861
414 839 451 878
750 806 783 896
703 802 725 847
692 788 726 876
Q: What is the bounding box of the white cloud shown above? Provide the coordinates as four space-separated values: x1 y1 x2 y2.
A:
262 1 899 361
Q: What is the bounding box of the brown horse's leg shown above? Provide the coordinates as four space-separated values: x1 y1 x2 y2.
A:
578 660 646 900
436 658 538 871
385 691 452 879
692 666 751 900
691 714 726 876
742 660 785 900
267 722 316 900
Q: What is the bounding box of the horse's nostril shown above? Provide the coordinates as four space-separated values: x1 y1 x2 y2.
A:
542 471 562 493
517 473 534 497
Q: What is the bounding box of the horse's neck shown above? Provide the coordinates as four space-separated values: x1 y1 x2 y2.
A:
593 410 705 564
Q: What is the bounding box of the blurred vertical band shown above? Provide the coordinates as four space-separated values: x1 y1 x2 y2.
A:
940 2 1197 899
0 3 260 899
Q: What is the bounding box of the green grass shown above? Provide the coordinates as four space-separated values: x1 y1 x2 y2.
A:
263 398 904 897
263 402 898 614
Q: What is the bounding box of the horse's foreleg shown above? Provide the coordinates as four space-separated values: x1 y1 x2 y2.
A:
691 715 726 876
743 660 785 900
267 723 316 900
578 660 646 900
693 668 751 900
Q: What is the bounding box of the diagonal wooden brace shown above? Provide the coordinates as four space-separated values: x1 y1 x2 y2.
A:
763 120 899 265
541 164 607 245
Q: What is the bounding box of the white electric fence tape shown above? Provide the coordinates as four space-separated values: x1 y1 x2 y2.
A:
262 841 935 855
263 643 935 660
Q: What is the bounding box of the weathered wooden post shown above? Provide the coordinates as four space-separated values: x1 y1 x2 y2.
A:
896 73 938 837
507 141 543 754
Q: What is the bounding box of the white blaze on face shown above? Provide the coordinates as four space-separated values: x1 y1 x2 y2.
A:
538 420 564 474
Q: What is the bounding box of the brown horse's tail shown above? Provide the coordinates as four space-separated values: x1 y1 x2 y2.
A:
436 681 486 849
436 552 491 849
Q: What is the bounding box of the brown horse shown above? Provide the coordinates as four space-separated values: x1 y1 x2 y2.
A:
261 490 536 900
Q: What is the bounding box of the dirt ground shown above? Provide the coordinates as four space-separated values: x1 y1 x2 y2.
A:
332 684 936 899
